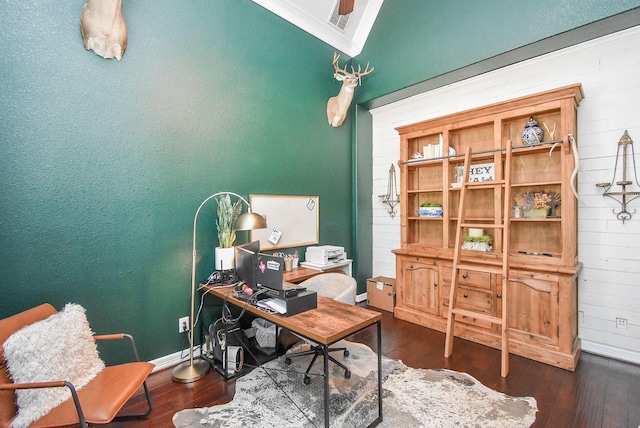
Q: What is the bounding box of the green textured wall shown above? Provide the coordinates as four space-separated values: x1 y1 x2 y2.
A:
355 0 640 103
0 1 351 363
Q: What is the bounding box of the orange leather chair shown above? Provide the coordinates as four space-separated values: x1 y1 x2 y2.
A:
0 304 153 427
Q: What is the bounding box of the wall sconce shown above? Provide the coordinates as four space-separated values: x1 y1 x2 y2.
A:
596 130 640 223
379 163 400 218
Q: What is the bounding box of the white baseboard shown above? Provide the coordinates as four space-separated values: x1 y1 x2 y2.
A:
149 347 202 373
581 340 640 366
356 292 367 303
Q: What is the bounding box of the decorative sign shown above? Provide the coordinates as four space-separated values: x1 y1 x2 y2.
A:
469 163 494 182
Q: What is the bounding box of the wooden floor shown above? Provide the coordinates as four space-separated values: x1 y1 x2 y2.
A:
109 309 640 428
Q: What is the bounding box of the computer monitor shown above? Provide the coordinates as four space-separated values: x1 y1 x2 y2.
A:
234 240 260 289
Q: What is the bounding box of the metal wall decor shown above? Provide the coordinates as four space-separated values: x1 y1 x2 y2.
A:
596 130 640 223
379 163 400 218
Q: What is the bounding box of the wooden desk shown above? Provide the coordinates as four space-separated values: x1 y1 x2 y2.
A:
202 285 383 427
282 267 324 283
283 259 353 283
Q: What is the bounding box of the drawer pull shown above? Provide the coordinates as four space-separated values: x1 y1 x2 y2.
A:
462 273 468 279
497 294 502 298
463 294 468 298
433 283 438 287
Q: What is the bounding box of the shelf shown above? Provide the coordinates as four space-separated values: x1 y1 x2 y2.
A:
512 181 561 188
408 189 444 194
511 217 562 222
402 139 566 165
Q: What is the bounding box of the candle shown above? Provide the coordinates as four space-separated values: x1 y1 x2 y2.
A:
469 228 484 237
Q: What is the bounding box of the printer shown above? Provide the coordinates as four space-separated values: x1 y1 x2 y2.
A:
305 245 346 265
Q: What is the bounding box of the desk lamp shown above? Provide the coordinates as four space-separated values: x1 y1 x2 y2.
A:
172 192 267 383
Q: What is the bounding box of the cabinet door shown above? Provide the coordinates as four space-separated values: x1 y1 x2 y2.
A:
508 273 559 346
399 259 439 315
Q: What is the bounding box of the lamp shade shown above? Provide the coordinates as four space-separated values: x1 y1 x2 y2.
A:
234 211 267 231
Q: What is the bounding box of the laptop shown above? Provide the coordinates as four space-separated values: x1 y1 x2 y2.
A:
235 241 261 289
254 253 306 298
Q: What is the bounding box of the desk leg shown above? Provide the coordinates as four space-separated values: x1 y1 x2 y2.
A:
323 344 330 428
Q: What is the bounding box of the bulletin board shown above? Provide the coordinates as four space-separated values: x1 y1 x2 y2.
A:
249 195 319 250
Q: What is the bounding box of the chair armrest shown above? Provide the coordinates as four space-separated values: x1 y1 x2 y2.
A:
1 380 66 390
94 333 125 341
0 381 89 427
94 333 142 362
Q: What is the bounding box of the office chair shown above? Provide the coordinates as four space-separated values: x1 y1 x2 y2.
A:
284 273 357 385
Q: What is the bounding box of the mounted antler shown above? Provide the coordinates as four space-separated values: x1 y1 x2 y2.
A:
326 53 374 127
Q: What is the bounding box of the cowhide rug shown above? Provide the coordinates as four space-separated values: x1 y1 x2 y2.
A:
173 341 537 428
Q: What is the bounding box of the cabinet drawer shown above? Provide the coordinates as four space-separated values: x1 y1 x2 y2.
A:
457 270 491 289
441 285 492 328
441 267 491 290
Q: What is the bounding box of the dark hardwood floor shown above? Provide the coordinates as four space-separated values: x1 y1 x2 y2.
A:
110 309 640 428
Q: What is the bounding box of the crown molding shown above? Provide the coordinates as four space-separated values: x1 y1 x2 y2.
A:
251 0 383 57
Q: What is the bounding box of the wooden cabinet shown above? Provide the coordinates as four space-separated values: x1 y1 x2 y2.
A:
397 257 439 316
393 84 583 370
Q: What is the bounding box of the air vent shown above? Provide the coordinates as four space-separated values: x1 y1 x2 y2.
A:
328 1 351 31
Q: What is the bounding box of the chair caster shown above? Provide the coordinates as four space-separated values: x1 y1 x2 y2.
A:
344 370 351 379
344 349 349 357
285 357 292 365
303 375 311 385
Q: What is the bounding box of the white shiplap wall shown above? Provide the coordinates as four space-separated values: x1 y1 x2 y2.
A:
370 26 640 364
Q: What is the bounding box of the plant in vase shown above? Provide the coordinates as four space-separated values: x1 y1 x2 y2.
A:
417 202 443 218
462 233 493 252
514 192 561 218
214 194 243 270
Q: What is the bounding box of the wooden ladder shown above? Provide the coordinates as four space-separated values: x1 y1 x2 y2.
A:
444 144 513 377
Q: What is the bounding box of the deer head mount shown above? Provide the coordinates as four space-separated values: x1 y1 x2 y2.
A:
327 53 374 128
80 0 127 60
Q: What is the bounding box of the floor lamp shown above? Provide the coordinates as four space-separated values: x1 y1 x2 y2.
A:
172 192 267 383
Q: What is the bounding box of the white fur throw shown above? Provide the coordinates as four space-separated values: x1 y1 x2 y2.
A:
3 303 105 428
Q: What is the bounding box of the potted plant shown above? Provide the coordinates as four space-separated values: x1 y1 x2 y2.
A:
214 194 243 270
462 232 493 252
514 192 561 218
417 202 443 218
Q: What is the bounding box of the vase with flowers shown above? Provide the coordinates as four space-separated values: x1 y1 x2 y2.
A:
514 192 561 218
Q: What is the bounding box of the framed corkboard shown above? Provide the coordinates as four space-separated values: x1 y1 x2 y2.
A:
249 195 319 250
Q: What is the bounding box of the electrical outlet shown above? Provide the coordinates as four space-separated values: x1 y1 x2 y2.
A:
616 317 627 329
178 316 189 333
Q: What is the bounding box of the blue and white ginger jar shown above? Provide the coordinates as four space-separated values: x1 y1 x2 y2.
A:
521 117 544 145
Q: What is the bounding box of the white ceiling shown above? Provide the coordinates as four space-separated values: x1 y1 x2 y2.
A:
251 0 384 57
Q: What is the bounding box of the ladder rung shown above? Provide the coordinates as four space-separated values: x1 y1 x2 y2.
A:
459 258 503 267
455 263 505 275
451 309 503 325
460 223 504 229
